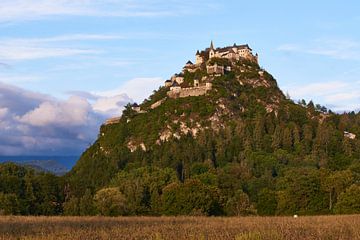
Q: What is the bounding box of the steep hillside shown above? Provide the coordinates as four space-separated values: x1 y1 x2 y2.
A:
66 43 360 216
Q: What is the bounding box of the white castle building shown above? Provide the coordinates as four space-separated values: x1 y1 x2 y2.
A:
165 41 258 99
196 41 258 65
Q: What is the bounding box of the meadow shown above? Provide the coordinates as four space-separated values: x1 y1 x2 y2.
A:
0 215 359 240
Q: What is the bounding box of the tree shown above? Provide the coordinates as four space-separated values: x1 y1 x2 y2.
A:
302 124 313 154
79 189 96 216
0 193 20 215
322 170 353 211
282 127 293 151
253 114 265 150
94 187 127 216
161 179 222 216
271 125 282 150
63 197 80 216
225 190 256 216
256 188 277 216
24 173 36 215
276 168 328 215
110 167 178 215
334 185 360 214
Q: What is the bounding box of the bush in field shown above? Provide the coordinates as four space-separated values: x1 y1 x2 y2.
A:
94 187 127 216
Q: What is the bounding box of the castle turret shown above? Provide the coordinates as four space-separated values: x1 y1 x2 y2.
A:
210 40 214 50
195 50 204 65
209 40 215 59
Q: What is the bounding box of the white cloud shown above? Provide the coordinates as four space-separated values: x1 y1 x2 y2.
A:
0 33 130 61
18 96 92 127
0 81 133 155
92 93 133 116
284 81 360 112
97 77 164 103
0 43 100 61
0 74 41 83
288 81 348 98
0 108 8 119
278 39 360 60
1 34 126 44
0 0 210 23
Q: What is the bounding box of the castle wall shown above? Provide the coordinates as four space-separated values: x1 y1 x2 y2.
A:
179 87 207 98
151 98 166 109
167 85 210 99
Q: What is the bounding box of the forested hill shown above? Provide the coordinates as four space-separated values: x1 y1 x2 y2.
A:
64 48 360 216
1 46 359 216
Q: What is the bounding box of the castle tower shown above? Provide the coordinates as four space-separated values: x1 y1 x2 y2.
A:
195 50 203 65
209 40 215 59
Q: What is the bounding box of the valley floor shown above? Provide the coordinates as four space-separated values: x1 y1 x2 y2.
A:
0 215 359 240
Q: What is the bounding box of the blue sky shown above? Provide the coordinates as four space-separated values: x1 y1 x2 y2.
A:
0 0 359 155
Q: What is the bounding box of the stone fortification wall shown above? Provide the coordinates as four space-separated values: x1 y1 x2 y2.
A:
167 86 208 99
179 87 207 98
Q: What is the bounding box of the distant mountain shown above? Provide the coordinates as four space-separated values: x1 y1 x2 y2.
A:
0 156 78 175
16 160 69 176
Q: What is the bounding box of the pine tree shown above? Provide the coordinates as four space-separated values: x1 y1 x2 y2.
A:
282 127 293 151
271 125 282 150
253 114 265 150
79 189 96 216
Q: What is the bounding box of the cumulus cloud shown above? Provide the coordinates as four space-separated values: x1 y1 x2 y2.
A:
18 96 92 127
0 74 165 155
0 82 132 155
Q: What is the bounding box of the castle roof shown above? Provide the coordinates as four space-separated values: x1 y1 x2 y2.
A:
171 81 180 87
186 60 194 65
165 79 172 82
203 43 252 53
210 40 214 50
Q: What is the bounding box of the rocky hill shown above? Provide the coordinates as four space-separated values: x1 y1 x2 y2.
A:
66 43 360 216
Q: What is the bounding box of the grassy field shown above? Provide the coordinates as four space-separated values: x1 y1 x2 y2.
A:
0 215 359 240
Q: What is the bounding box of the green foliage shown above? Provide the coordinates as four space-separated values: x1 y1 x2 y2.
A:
225 190 256 216
256 188 277 216
0 163 64 215
79 189 96 216
94 187 127 216
110 167 178 215
334 184 360 214
24 56 360 217
161 179 222 216
276 168 329 215
63 197 80 216
0 192 20 215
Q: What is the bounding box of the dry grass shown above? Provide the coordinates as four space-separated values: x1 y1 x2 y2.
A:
0 215 359 240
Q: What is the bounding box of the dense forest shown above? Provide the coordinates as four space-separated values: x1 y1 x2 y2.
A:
1 58 359 216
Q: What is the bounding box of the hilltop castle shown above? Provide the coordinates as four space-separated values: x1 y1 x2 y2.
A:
196 41 258 65
165 41 258 98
